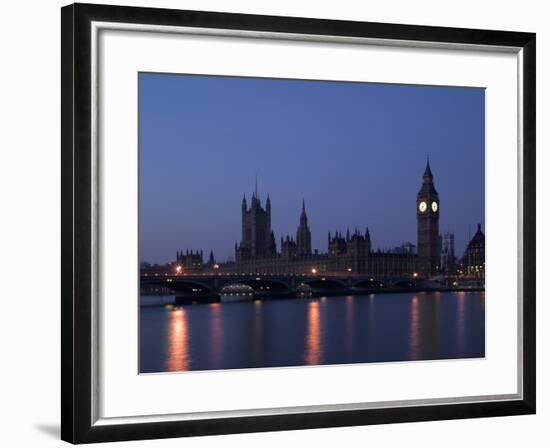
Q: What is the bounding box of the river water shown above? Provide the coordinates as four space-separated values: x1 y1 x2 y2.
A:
139 291 485 373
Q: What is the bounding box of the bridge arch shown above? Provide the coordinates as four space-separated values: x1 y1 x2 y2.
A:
221 278 292 293
353 278 385 289
299 278 348 291
153 279 217 295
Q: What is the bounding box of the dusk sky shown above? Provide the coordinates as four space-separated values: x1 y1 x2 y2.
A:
139 73 484 265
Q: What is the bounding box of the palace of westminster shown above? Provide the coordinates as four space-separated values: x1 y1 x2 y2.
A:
174 160 485 279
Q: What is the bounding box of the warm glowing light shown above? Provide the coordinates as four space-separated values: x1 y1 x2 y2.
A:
311 268 317 274
166 308 190 371
413 272 418 278
347 268 352 272
418 201 427 212
305 301 322 365
175 265 183 274
213 264 219 269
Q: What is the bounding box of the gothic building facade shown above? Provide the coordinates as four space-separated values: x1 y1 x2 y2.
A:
235 191 276 262
440 233 456 275
225 160 438 278
460 224 485 278
176 249 203 272
296 200 312 256
170 159 474 279
416 159 440 277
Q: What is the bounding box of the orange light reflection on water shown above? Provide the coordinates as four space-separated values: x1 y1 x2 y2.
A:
166 307 190 372
305 301 322 365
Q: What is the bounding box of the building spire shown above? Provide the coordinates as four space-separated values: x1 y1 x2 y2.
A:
423 155 433 180
255 174 258 198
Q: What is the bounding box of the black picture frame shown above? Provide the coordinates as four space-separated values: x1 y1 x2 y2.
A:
61 2 536 444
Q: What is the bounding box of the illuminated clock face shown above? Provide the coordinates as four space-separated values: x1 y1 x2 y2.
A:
418 201 427 213
431 201 438 212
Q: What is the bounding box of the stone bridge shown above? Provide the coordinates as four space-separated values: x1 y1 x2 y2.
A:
140 272 418 302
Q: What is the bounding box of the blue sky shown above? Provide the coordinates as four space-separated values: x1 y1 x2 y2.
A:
139 73 484 264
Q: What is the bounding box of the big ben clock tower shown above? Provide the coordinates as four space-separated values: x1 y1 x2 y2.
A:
417 158 440 278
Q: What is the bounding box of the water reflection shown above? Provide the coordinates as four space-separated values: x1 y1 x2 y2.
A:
345 296 354 358
166 307 190 372
305 301 322 365
366 294 376 358
456 292 466 354
140 291 485 373
409 295 420 360
209 303 223 367
254 300 263 363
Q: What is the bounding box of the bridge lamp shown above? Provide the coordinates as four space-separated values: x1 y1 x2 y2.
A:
413 272 418 278
175 265 183 274
213 264 219 269
311 268 317 274
347 268 352 272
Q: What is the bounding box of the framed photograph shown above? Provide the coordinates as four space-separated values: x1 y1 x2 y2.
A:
61 2 536 444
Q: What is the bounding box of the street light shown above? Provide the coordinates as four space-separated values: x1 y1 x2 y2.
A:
311 268 317 274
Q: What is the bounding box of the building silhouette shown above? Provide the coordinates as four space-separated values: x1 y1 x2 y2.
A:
416 158 440 277
296 200 312 256
226 161 439 278
173 159 483 280
440 233 456 274
235 186 276 262
460 224 485 278
176 249 203 272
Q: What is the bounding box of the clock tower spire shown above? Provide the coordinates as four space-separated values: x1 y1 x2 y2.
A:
417 157 440 278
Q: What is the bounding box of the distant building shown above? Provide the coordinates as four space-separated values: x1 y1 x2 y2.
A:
172 158 458 280
235 189 276 262
460 224 485 278
440 233 456 274
296 200 312 256
227 159 436 278
392 242 417 254
204 250 216 268
176 249 203 272
416 158 440 277
280 235 298 260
